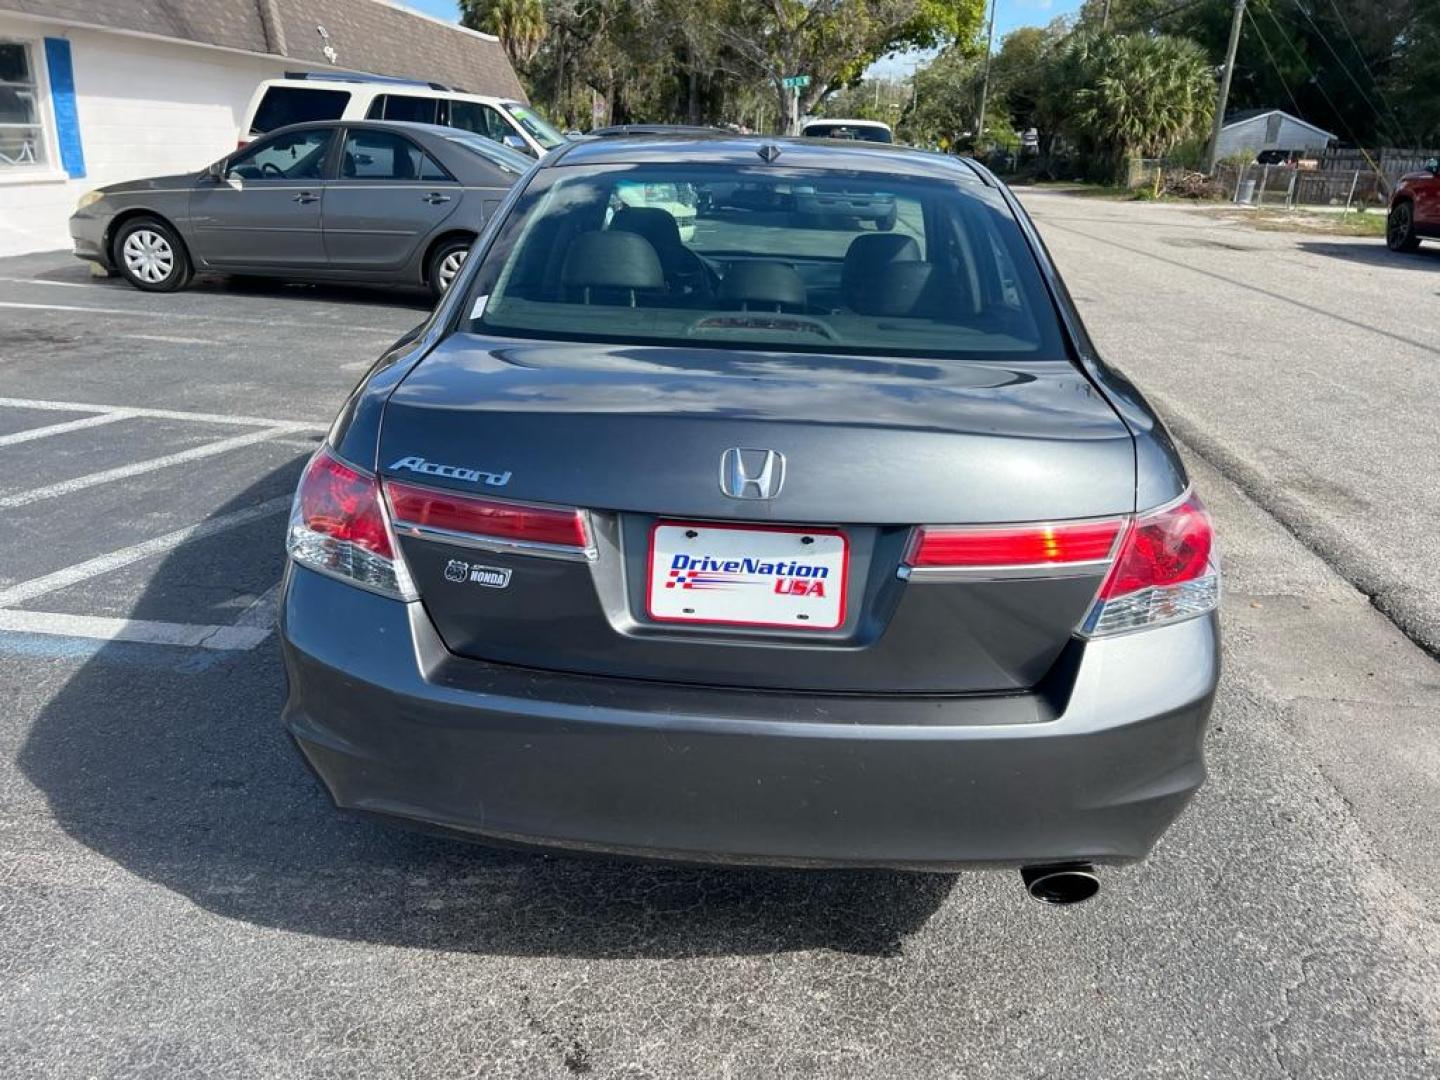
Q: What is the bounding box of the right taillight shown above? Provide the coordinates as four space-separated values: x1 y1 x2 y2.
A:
1082 491 1218 636
287 448 416 598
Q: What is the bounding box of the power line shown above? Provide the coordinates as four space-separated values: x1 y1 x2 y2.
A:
1319 0 1412 144
1288 0 1407 144
1243 5 1306 121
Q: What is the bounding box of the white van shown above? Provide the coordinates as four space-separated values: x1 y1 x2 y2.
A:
240 73 566 158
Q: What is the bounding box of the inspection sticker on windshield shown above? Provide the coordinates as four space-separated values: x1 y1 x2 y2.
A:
647 522 848 630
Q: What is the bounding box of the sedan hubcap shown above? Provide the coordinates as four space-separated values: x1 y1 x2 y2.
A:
438 250 467 292
122 229 174 284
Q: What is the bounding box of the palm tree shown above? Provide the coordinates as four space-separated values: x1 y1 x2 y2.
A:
464 0 547 69
1070 33 1214 166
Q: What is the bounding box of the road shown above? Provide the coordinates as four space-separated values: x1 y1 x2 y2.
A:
0 202 1438 1079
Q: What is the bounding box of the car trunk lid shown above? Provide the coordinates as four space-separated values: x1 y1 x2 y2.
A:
379 335 1134 692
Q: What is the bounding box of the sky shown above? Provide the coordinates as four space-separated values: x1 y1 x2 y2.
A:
393 0 1088 79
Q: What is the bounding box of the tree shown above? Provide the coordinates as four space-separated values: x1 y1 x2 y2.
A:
1058 31 1215 172
460 0 547 68
713 0 986 133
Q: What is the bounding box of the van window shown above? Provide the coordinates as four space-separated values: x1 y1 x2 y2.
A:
251 87 350 135
366 95 443 125
448 101 515 145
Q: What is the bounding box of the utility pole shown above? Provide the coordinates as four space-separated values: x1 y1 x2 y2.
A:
974 0 998 143
1205 0 1246 173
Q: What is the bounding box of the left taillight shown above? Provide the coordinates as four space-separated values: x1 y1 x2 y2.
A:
287 448 416 599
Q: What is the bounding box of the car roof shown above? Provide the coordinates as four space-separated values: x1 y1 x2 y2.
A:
803 118 891 128
543 135 985 184
261 77 516 105
589 123 727 136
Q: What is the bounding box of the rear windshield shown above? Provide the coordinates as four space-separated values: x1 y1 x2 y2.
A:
446 134 533 175
461 163 1065 362
251 87 350 135
802 123 893 143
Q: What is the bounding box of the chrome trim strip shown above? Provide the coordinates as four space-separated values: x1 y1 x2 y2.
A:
899 558 1114 583
391 520 596 562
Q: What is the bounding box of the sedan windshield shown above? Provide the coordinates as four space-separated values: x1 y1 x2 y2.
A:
463 163 1065 361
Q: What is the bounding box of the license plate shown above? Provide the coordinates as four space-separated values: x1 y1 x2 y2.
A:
647 522 848 630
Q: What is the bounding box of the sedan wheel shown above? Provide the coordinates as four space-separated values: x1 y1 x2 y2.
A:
437 249 467 293
114 218 192 292
428 238 474 301
1387 202 1420 252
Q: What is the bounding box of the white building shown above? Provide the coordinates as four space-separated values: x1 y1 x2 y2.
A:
1213 108 1336 162
0 0 524 257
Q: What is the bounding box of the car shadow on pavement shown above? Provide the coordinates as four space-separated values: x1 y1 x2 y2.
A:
17 463 954 960
1295 240 1440 270
24 256 438 312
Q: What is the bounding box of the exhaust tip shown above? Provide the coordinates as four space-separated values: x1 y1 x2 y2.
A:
1021 863 1099 906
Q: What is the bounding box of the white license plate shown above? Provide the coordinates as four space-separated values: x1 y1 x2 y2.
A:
647 522 849 630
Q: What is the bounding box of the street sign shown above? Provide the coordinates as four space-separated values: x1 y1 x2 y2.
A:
781 75 811 88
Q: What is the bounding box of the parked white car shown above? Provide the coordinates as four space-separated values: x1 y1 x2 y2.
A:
240 73 566 158
800 118 894 144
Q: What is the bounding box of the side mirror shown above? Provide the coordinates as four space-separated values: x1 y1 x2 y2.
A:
502 134 533 155
205 160 226 182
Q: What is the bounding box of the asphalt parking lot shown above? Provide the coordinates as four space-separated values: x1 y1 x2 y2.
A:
1 206 1438 1079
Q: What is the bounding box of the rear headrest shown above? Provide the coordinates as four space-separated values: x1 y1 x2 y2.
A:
841 233 920 308
718 261 807 311
561 230 664 293
611 207 683 253
850 262 939 317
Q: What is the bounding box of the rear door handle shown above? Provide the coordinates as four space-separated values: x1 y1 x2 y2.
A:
423 192 452 204
292 192 320 204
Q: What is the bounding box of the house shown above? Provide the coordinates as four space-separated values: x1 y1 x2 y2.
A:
0 0 525 256
1214 108 1336 162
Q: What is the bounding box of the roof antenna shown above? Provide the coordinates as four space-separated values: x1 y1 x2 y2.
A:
757 143 782 163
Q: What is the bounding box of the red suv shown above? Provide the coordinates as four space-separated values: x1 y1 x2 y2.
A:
1387 158 1440 252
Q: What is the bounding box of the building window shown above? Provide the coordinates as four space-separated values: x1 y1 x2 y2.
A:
0 41 47 168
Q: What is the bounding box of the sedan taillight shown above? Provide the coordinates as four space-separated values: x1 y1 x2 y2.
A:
902 492 1219 637
385 481 594 559
287 449 416 598
1083 492 1218 636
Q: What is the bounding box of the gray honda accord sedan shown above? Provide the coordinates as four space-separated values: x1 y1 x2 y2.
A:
69 120 531 299
280 136 1219 904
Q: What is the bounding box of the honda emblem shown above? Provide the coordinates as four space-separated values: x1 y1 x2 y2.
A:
719 448 785 500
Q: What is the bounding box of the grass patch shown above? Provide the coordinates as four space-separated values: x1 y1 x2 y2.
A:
1228 207 1388 237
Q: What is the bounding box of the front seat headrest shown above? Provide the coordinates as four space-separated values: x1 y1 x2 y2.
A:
561 230 665 299
611 207 684 254
841 233 920 308
718 261 807 312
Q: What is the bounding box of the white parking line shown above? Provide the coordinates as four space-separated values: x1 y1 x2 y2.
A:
0 299 400 333
0 395 326 430
0 276 94 289
0 412 131 448
0 609 272 651
0 496 290 608
0 427 304 508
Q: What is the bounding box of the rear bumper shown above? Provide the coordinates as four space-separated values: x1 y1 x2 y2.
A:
280 565 1219 870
